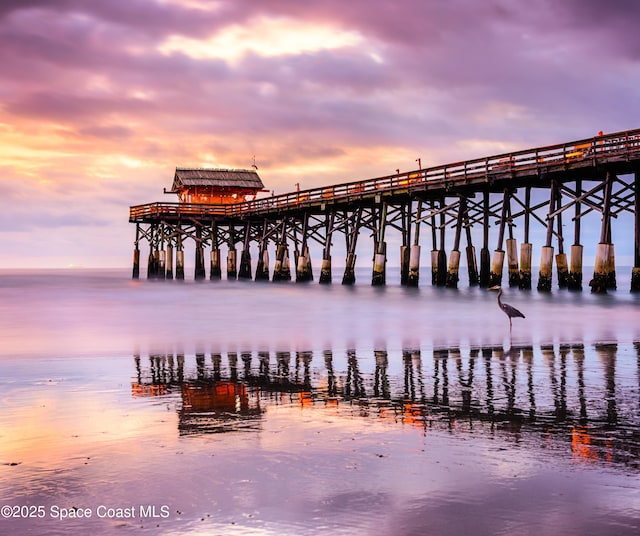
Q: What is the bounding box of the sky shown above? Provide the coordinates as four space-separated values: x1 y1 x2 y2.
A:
1 0 639 268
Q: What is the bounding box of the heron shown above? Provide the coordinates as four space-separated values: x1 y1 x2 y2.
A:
488 285 525 334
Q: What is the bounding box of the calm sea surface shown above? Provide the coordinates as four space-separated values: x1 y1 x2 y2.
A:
1 268 639 535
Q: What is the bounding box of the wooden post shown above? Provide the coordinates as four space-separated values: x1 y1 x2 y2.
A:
176 250 184 280
400 202 411 286
537 181 557 291
165 244 173 280
255 220 269 281
157 228 166 280
490 190 509 286
632 172 640 291
555 188 568 288
506 238 519 287
606 243 617 290
157 249 165 280
132 247 140 279
273 221 291 281
505 196 519 287
590 172 614 293
430 200 438 285
297 213 313 282
176 229 184 281
446 250 461 289
319 212 334 284
195 246 205 280
132 224 140 279
436 199 447 286
400 245 409 286
210 222 221 280
272 243 291 281
342 208 361 285
147 225 157 279
519 186 532 289
342 253 356 285
519 242 532 289
464 206 478 286
407 200 422 287
209 249 220 280
256 247 269 281
238 222 252 280
194 225 206 280
568 179 582 290
297 244 313 283
479 191 491 287
226 226 237 280
372 202 388 286
147 248 157 280
446 197 465 288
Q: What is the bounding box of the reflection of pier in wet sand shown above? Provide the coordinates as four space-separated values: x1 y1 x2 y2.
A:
133 343 640 468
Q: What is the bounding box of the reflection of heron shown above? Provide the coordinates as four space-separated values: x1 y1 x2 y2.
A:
489 285 525 334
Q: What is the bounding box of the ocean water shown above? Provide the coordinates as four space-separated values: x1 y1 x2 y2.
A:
1 268 639 535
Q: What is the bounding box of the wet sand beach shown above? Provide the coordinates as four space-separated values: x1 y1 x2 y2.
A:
1 269 639 535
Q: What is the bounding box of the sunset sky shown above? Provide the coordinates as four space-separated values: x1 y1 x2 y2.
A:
1 0 638 268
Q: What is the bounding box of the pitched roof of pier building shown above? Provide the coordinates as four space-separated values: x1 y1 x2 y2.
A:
167 167 265 204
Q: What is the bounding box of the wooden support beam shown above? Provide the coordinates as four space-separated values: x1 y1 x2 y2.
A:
632 172 640 291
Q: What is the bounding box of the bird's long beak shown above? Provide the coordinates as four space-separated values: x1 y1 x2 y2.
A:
488 285 500 291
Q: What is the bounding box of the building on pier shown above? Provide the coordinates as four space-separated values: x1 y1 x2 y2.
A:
166 167 266 204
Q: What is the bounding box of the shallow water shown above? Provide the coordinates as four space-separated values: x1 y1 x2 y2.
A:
1 269 639 535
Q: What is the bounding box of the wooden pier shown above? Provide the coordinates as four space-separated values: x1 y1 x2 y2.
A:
129 128 640 292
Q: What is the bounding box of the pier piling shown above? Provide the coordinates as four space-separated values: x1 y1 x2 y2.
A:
165 245 173 280
538 182 557 291
407 201 422 287
479 192 491 287
297 244 313 282
591 172 615 293
238 224 252 280
372 242 387 286
132 247 140 279
319 212 334 284
255 245 269 281
568 180 583 290
176 249 185 280
519 243 532 289
407 245 421 287
210 249 221 280
506 238 519 287
633 172 640 291
568 245 583 290
342 253 357 285
372 203 388 286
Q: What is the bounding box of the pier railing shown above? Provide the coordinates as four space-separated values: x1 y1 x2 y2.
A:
130 128 640 222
